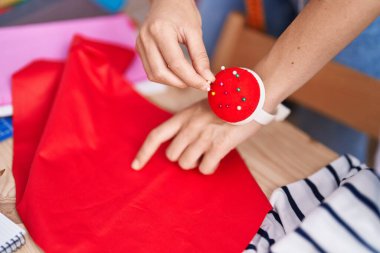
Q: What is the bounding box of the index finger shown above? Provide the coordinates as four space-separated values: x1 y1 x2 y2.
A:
131 113 186 170
154 29 210 91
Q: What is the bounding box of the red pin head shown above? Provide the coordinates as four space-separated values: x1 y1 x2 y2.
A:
208 66 264 125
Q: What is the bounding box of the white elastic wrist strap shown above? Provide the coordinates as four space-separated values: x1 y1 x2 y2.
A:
253 103 291 125
238 68 291 126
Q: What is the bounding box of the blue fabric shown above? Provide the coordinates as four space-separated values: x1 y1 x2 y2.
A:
198 0 246 56
90 0 127 13
335 17 380 79
263 0 297 37
0 117 13 141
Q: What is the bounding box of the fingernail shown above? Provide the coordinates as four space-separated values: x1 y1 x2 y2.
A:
131 159 141 170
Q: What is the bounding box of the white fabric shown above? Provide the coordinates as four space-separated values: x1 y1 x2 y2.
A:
244 155 380 253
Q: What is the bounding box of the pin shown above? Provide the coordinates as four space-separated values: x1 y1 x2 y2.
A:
221 66 226 70
232 70 237 75
236 87 241 92
242 97 246 102
211 91 216 96
237 106 242 111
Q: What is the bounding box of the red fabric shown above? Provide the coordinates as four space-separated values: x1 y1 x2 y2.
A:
12 36 271 253
208 67 261 123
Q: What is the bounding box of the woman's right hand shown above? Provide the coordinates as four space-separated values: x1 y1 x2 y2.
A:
136 0 215 91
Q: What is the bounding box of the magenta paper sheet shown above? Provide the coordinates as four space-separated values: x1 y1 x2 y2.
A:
0 14 146 116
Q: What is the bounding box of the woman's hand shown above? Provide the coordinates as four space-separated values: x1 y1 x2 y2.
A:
131 99 261 175
136 0 215 91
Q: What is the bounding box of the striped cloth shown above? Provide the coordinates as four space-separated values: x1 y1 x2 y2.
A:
245 155 380 253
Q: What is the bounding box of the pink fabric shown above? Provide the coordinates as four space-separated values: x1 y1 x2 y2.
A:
0 14 146 110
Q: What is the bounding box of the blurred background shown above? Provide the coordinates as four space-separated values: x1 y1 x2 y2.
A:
0 0 379 167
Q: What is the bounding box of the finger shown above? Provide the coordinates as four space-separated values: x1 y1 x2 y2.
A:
198 145 232 175
165 125 199 163
131 114 186 170
136 37 153 79
177 137 210 170
185 29 215 82
139 36 186 88
153 29 209 91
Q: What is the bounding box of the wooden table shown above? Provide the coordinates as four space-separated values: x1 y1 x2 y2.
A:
0 86 338 252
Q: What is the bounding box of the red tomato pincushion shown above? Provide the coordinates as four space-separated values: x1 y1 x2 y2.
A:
208 66 265 125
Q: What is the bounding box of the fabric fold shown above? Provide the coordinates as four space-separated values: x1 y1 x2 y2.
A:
12 35 271 252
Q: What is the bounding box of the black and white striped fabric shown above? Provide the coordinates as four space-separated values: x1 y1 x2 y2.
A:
245 155 380 253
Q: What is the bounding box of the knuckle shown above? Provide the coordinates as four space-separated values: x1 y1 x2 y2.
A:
167 59 183 71
187 26 202 35
148 19 166 35
194 51 208 62
185 121 200 133
183 119 203 135
199 130 209 140
178 157 194 170
147 128 160 142
179 129 194 141
151 68 165 81
197 141 209 153
211 136 228 152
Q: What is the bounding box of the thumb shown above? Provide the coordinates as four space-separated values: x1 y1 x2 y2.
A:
186 29 215 83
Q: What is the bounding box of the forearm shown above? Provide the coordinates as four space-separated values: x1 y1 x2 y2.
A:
255 0 380 111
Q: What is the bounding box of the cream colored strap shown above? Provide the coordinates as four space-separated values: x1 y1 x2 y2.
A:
253 103 291 125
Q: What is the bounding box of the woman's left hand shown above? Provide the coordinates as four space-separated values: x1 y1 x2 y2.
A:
131 99 261 175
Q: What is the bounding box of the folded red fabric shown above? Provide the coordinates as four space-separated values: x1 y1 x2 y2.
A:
12 35 271 252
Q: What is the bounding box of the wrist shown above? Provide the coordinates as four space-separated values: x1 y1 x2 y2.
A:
253 59 288 114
